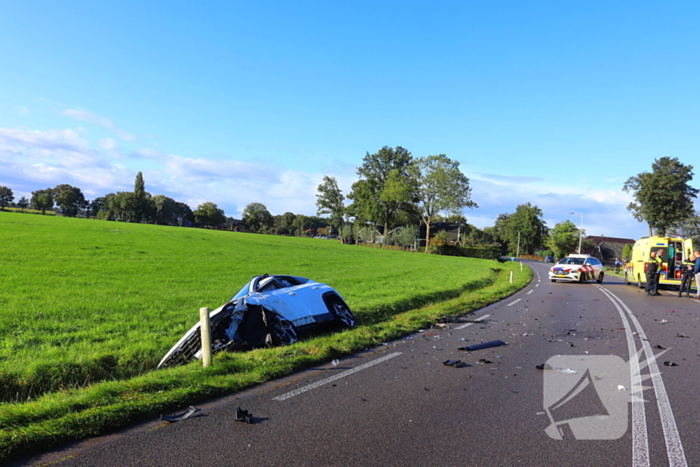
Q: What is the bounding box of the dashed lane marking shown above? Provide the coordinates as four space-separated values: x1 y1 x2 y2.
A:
272 352 402 401
455 314 492 330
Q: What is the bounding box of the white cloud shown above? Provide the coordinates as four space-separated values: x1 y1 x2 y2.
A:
15 106 30 115
0 123 649 240
61 109 136 141
99 138 118 150
465 172 647 240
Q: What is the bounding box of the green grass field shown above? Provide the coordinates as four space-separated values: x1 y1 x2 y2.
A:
0 211 530 461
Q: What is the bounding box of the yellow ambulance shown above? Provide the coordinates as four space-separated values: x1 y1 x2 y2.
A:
624 236 695 288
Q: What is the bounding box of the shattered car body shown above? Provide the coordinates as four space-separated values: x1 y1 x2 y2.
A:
158 275 355 369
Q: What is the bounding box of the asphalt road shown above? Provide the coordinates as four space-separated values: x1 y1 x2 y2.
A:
12 261 700 467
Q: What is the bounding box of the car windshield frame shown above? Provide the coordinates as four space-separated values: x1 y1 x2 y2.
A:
557 257 585 265
231 281 252 301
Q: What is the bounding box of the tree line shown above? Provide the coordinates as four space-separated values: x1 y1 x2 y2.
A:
1 153 698 257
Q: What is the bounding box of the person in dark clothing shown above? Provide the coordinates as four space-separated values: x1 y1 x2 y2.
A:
645 251 662 296
694 250 700 300
679 255 696 297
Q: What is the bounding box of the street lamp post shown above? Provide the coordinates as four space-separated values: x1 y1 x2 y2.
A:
569 211 583 254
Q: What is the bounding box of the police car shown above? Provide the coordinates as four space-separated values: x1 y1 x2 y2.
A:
549 254 605 283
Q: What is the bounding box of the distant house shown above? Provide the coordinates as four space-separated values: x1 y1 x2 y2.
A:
226 217 244 231
586 236 635 264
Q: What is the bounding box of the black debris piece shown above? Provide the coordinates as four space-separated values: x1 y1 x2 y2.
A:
677 333 690 338
234 407 254 424
458 340 507 352
161 406 199 423
663 361 679 367
536 364 553 370
654 344 666 350
476 358 493 365
443 359 470 368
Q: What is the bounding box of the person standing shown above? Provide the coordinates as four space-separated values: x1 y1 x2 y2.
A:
679 254 696 297
694 250 700 300
645 251 661 296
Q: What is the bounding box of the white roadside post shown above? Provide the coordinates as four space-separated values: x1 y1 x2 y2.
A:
200 307 212 367
510 271 514 283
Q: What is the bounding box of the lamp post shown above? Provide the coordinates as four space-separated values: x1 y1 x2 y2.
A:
569 211 583 254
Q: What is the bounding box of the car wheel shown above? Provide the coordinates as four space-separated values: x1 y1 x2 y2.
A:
578 273 584 283
550 279 556 283
596 272 604 284
624 272 630 285
267 313 297 346
325 294 356 328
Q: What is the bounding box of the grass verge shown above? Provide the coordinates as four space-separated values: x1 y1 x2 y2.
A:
0 263 530 462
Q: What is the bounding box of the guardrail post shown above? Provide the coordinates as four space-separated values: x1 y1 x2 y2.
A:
510 271 514 283
200 307 212 367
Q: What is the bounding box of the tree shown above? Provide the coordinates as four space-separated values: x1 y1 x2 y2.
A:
669 210 700 247
17 196 29 212
272 212 297 235
89 197 106 218
194 202 225 227
31 189 54 214
623 157 699 236
0 186 14 210
51 184 86 217
505 203 547 255
173 202 194 225
316 176 345 239
113 191 137 221
621 243 633 261
152 195 177 224
242 202 273 233
348 146 416 240
410 155 476 252
132 172 154 222
546 220 582 259
394 225 419 247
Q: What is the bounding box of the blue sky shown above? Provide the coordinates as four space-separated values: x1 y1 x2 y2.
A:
2 1 699 239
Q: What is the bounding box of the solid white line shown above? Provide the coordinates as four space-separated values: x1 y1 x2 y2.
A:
507 299 521 306
597 285 687 467
597 286 649 467
455 314 491 330
272 352 402 401
527 290 534 295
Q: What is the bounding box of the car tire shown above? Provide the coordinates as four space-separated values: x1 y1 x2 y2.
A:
550 279 556 283
267 313 298 346
624 272 630 286
578 273 584 283
325 294 356 328
596 272 604 284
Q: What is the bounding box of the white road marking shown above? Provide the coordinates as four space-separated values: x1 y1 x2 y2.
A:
507 299 521 306
596 285 687 467
272 352 402 401
527 290 534 295
455 314 491 330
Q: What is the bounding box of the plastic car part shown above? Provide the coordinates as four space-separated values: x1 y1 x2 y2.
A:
161 406 199 422
458 339 507 351
234 407 254 424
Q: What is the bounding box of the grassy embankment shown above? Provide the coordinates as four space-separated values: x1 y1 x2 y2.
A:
0 212 530 461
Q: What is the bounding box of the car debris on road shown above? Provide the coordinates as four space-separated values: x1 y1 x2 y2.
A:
161 406 200 423
458 339 507 351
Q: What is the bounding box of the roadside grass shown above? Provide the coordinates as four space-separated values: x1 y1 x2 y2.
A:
0 211 531 461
